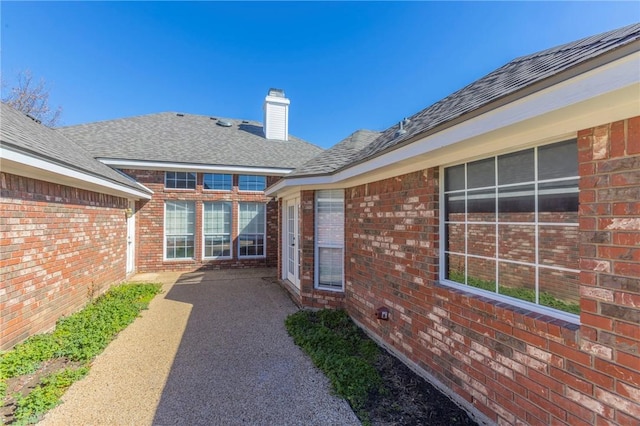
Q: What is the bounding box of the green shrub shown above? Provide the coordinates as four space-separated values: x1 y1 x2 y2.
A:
285 309 382 413
13 367 89 425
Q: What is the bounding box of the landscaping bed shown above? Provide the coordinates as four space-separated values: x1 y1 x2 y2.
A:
1 283 161 425
285 309 478 426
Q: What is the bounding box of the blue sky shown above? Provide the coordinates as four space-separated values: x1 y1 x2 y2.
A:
1 2 638 148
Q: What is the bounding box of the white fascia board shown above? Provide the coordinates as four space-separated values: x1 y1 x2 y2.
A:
1 147 153 200
270 53 640 195
97 159 294 176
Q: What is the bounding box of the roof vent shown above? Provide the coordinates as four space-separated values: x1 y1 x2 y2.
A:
210 117 217 120
176 113 184 117
395 118 408 137
217 120 233 127
26 114 42 124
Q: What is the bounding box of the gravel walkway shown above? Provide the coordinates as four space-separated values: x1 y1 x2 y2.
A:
40 269 359 426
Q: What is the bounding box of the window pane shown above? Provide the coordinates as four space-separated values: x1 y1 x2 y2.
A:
538 224 578 269
467 158 495 189
203 174 231 190
239 175 266 191
538 140 578 180
445 164 465 191
467 189 495 221
445 193 465 222
498 148 534 184
498 262 535 302
498 224 535 263
318 247 342 288
538 180 578 217
165 172 196 189
539 268 580 314
239 203 265 257
498 184 535 222
446 253 466 284
445 223 465 254
165 202 195 259
467 224 495 258
467 257 496 292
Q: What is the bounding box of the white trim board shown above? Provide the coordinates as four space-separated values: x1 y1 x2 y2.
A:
1 146 152 200
98 158 294 176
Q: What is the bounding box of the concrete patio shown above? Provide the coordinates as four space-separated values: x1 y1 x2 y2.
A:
39 269 359 426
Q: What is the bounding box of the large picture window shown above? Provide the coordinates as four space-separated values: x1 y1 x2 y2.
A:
165 201 195 259
165 172 196 189
239 175 266 191
315 190 344 291
238 203 266 257
443 140 580 316
203 202 232 258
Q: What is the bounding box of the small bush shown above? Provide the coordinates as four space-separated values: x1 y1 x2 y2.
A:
285 309 382 413
13 367 89 425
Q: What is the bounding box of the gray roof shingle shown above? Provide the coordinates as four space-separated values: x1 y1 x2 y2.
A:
58 113 323 170
341 23 640 172
287 129 380 178
1 103 149 193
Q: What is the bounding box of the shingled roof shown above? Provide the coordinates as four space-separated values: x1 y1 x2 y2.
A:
339 22 640 172
287 129 380 178
58 113 323 170
1 103 149 193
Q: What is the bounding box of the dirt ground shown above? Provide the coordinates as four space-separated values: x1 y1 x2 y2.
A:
365 347 478 425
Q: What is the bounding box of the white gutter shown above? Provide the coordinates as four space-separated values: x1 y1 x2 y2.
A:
1 146 153 200
267 52 640 197
98 158 294 176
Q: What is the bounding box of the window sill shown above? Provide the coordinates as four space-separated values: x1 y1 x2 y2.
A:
437 279 580 326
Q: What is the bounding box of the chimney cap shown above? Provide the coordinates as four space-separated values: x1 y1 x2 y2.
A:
268 88 285 98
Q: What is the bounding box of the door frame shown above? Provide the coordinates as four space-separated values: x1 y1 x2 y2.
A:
126 200 136 275
283 196 300 288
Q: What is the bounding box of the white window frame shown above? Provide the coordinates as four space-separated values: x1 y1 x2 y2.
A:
238 202 267 258
165 171 196 190
238 175 266 192
164 201 195 260
202 201 232 259
315 189 345 292
203 173 232 191
439 139 580 324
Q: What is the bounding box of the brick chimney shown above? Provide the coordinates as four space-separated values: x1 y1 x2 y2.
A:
263 88 290 141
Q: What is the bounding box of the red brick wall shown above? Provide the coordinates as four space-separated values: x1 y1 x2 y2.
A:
342 116 640 425
1 173 129 350
123 170 279 272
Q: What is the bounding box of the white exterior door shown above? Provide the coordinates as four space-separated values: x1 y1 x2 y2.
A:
126 200 136 274
285 198 300 288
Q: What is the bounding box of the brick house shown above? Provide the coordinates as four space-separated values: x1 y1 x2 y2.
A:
1 103 153 349
267 24 640 424
1 89 322 349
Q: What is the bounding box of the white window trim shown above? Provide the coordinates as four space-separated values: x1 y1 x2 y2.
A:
438 138 580 325
164 201 195 261
314 190 345 292
238 202 267 259
164 171 196 190
202 173 232 192
202 202 233 260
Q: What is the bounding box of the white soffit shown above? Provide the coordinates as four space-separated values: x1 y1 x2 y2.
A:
1 147 153 200
97 159 294 176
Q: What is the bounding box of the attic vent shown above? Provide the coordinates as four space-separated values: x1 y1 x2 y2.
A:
210 117 217 120
176 113 184 117
217 120 232 127
242 120 249 124
395 117 409 137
